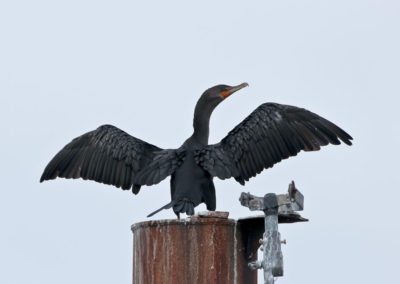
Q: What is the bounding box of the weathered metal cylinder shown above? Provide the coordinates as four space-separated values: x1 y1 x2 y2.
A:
131 214 262 284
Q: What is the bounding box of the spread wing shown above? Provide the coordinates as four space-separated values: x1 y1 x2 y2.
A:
195 103 353 185
40 124 185 193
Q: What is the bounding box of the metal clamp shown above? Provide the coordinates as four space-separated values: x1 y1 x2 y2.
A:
239 181 307 284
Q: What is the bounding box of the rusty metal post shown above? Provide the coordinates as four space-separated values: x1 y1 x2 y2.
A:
131 212 260 284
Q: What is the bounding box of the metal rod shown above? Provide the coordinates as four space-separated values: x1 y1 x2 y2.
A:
262 214 284 284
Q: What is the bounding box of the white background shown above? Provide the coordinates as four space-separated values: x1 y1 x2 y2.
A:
1 1 399 283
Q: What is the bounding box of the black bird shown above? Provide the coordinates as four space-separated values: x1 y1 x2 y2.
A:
40 83 352 218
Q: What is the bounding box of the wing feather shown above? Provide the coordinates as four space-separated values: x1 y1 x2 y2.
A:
195 103 352 184
40 124 185 193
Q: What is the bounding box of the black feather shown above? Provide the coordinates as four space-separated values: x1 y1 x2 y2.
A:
195 102 352 185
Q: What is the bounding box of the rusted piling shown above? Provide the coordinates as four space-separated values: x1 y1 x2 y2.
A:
131 213 262 284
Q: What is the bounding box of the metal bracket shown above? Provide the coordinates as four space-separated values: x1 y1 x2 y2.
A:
239 181 307 284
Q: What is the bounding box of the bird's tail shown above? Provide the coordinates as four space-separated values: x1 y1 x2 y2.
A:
146 199 195 218
146 201 176 218
173 199 195 216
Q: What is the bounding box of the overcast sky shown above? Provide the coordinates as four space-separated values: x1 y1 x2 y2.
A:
1 1 399 283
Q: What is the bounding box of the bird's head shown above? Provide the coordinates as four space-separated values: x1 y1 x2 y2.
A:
202 82 249 103
193 82 249 143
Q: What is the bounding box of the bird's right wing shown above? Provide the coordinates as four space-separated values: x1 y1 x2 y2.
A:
195 103 352 185
40 124 185 193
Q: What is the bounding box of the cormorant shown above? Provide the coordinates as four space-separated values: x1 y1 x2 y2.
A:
40 83 352 218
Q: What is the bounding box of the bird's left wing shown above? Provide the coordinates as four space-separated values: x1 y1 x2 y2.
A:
40 124 185 193
194 103 352 185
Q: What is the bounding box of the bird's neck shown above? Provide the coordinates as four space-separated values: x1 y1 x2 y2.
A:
192 100 215 145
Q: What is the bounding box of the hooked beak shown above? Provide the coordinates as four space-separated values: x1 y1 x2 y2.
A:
221 82 249 99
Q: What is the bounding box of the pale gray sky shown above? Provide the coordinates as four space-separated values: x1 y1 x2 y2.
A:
1 1 399 283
